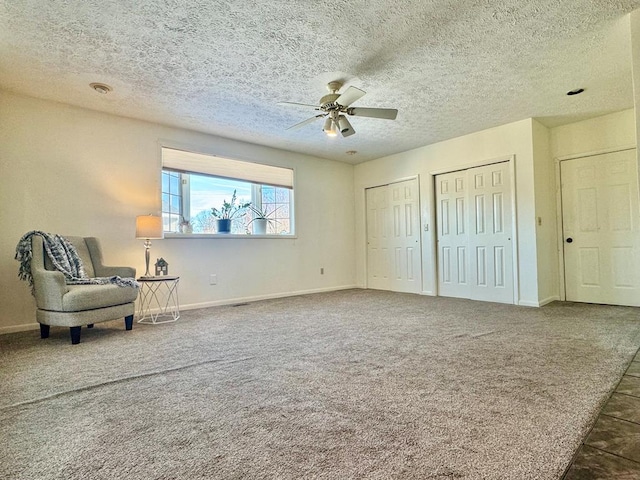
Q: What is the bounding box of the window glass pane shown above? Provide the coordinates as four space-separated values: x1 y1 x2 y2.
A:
162 172 169 193
276 188 290 203
262 186 275 203
278 204 290 217
276 219 290 235
162 193 170 211
170 195 180 214
168 215 179 233
169 174 180 193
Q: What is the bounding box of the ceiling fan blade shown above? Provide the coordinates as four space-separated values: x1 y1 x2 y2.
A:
346 107 398 120
278 101 320 110
287 114 325 130
336 86 366 107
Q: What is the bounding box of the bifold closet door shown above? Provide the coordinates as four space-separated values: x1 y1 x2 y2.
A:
366 185 391 291
436 162 514 304
366 179 421 294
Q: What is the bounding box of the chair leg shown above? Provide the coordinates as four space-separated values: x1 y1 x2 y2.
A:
124 315 133 331
87 324 94 329
40 324 50 339
70 326 81 345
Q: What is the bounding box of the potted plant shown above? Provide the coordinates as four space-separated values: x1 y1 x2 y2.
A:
248 204 281 235
179 216 192 234
210 190 251 233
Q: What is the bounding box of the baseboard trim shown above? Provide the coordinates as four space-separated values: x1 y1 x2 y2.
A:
518 300 541 307
178 285 360 312
518 296 560 308
538 295 560 307
0 322 40 335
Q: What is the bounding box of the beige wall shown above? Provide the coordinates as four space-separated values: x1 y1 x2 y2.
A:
531 120 558 305
0 91 356 333
550 109 636 159
354 118 541 306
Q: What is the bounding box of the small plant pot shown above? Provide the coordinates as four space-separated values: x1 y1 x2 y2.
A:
216 219 231 233
253 218 268 235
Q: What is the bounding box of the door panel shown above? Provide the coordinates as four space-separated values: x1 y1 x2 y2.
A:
436 172 470 298
436 162 514 303
366 186 390 290
468 162 513 303
366 178 422 293
389 179 422 293
561 149 640 306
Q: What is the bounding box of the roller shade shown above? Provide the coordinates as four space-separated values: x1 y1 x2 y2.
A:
162 147 293 189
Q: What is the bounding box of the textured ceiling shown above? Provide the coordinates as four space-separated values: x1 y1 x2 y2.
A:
1 1 639 164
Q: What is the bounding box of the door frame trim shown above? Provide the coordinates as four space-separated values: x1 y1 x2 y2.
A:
555 145 637 302
430 155 519 304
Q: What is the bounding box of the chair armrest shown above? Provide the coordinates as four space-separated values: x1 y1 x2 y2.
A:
32 269 67 311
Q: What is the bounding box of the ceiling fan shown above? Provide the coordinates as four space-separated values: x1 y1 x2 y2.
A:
279 81 398 138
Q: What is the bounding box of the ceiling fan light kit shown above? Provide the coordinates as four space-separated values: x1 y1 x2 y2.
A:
337 115 354 137
281 81 398 138
323 117 337 136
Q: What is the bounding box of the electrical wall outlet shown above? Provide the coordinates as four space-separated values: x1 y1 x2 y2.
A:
209 274 217 285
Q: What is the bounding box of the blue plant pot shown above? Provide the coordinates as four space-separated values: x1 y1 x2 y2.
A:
216 219 231 233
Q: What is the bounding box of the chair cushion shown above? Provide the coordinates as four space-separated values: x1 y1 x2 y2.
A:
62 284 138 312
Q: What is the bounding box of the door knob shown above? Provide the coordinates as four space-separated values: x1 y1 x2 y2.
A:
566 237 573 243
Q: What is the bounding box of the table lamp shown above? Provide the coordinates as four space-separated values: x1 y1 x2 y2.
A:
136 214 164 277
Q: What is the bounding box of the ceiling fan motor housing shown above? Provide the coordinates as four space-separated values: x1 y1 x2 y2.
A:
319 93 341 111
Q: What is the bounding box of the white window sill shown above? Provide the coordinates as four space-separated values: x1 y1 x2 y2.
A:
164 233 297 239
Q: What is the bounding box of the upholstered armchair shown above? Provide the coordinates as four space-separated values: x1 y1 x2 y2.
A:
30 236 138 344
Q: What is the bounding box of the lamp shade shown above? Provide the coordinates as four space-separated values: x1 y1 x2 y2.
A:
136 215 164 239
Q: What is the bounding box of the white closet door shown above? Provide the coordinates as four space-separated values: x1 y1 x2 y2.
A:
366 179 422 293
436 162 514 304
468 163 514 303
389 179 422 293
435 171 470 299
366 185 391 290
561 149 640 306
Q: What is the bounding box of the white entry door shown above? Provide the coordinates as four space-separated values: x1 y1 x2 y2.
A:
366 178 422 294
436 162 514 304
561 149 640 306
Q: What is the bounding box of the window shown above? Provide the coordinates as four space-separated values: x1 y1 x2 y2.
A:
161 170 182 233
161 147 294 236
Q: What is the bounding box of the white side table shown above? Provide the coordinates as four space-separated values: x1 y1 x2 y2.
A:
137 276 180 324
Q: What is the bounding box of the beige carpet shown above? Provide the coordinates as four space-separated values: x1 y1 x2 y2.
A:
1 289 640 479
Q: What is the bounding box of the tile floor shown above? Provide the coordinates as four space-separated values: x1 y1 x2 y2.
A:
563 349 640 479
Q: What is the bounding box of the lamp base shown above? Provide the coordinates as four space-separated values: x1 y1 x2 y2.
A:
144 240 152 277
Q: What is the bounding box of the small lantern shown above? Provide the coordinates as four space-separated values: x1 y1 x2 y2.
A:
155 257 168 276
